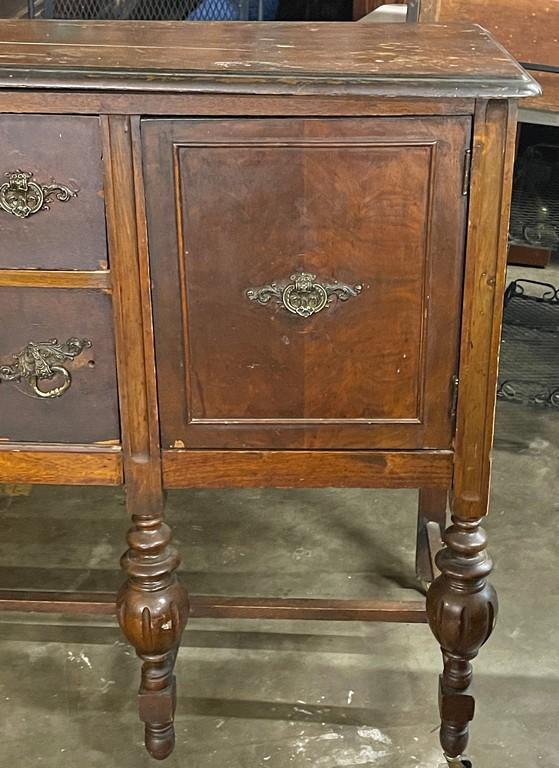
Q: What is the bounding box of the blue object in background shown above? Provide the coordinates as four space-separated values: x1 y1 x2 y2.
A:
188 0 279 20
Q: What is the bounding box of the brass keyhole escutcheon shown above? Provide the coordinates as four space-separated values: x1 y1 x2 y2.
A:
246 271 363 318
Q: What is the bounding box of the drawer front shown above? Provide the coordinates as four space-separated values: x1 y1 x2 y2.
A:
143 117 470 450
0 115 107 270
0 288 120 444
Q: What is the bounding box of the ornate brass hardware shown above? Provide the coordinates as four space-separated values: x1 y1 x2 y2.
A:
0 170 77 219
246 271 363 318
0 338 92 398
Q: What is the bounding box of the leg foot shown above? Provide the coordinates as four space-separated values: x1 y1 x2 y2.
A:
139 653 178 760
445 757 472 768
146 722 176 761
117 513 189 759
427 516 497 762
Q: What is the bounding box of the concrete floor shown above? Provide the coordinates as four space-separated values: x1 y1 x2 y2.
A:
1 397 558 768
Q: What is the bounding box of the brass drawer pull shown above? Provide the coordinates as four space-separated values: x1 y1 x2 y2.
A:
0 338 92 398
0 169 77 219
246 271 363 318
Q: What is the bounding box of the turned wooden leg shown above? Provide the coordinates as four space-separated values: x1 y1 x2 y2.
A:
117 501 189 760
416 488 447 586
104 115 189 759
426 516 497 767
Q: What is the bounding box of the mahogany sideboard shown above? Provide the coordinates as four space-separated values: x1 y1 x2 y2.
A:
0 19 538 765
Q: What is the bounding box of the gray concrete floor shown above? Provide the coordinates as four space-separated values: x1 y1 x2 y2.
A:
1 397 558 768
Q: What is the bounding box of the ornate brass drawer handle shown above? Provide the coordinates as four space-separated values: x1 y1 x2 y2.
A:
0 338 92 399
0 169 77 219
246 271 363 318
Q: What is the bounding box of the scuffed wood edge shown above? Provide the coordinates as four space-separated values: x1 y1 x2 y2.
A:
162 450 453 489
0 444 122 485
0 269 111 290
101 115 163 514
451 99 518 519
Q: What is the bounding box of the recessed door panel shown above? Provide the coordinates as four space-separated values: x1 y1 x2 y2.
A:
143 117 470 450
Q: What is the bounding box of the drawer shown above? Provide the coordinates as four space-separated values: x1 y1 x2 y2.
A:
143 117 470 450
0 115 107 270
0 288 120 444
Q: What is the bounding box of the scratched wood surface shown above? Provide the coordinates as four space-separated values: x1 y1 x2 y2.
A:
0 115 107 270
419 0 559 72
417 0 558 113
144 116 469 451
0 20 539 97
0 443 122 485
0 287 120 444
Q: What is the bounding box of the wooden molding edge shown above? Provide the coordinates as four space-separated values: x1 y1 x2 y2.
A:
0 270 111 290
0 91 476 117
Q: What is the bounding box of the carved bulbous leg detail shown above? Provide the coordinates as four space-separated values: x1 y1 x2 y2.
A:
426 516 497 765
117 515 189 760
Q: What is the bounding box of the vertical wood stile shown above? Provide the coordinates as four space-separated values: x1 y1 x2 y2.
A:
101 115 189 761
451 99 518 520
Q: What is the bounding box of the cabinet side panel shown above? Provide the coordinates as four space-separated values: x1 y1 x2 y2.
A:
452 100 517 518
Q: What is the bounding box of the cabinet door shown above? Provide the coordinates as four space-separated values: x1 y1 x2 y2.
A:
143 117 470 450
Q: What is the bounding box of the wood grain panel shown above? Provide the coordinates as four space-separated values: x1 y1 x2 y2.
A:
0 21 538 98
420 0 559 71
0 115 107 270
451 100 518 519
101 115 164 515
523 71 559 113
144 117 469 450
0 444 122 485
0 287 120 443
162 449 453 488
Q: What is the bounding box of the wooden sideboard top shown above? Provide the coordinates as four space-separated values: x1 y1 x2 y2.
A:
0 20 539 98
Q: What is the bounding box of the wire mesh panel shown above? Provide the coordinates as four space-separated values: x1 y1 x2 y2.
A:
498 279 559 408
34 0 277 20
510 143 559 252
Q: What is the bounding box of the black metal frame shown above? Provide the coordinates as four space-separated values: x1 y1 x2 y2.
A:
28 0 259 20
498 278 559 409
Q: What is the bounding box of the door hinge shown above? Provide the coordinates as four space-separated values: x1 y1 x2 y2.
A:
462 148 472 195
451 375 459 417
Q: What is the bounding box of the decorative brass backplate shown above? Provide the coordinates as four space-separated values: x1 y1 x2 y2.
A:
0 170 77 219
0 338 92 398
246 271 363 318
